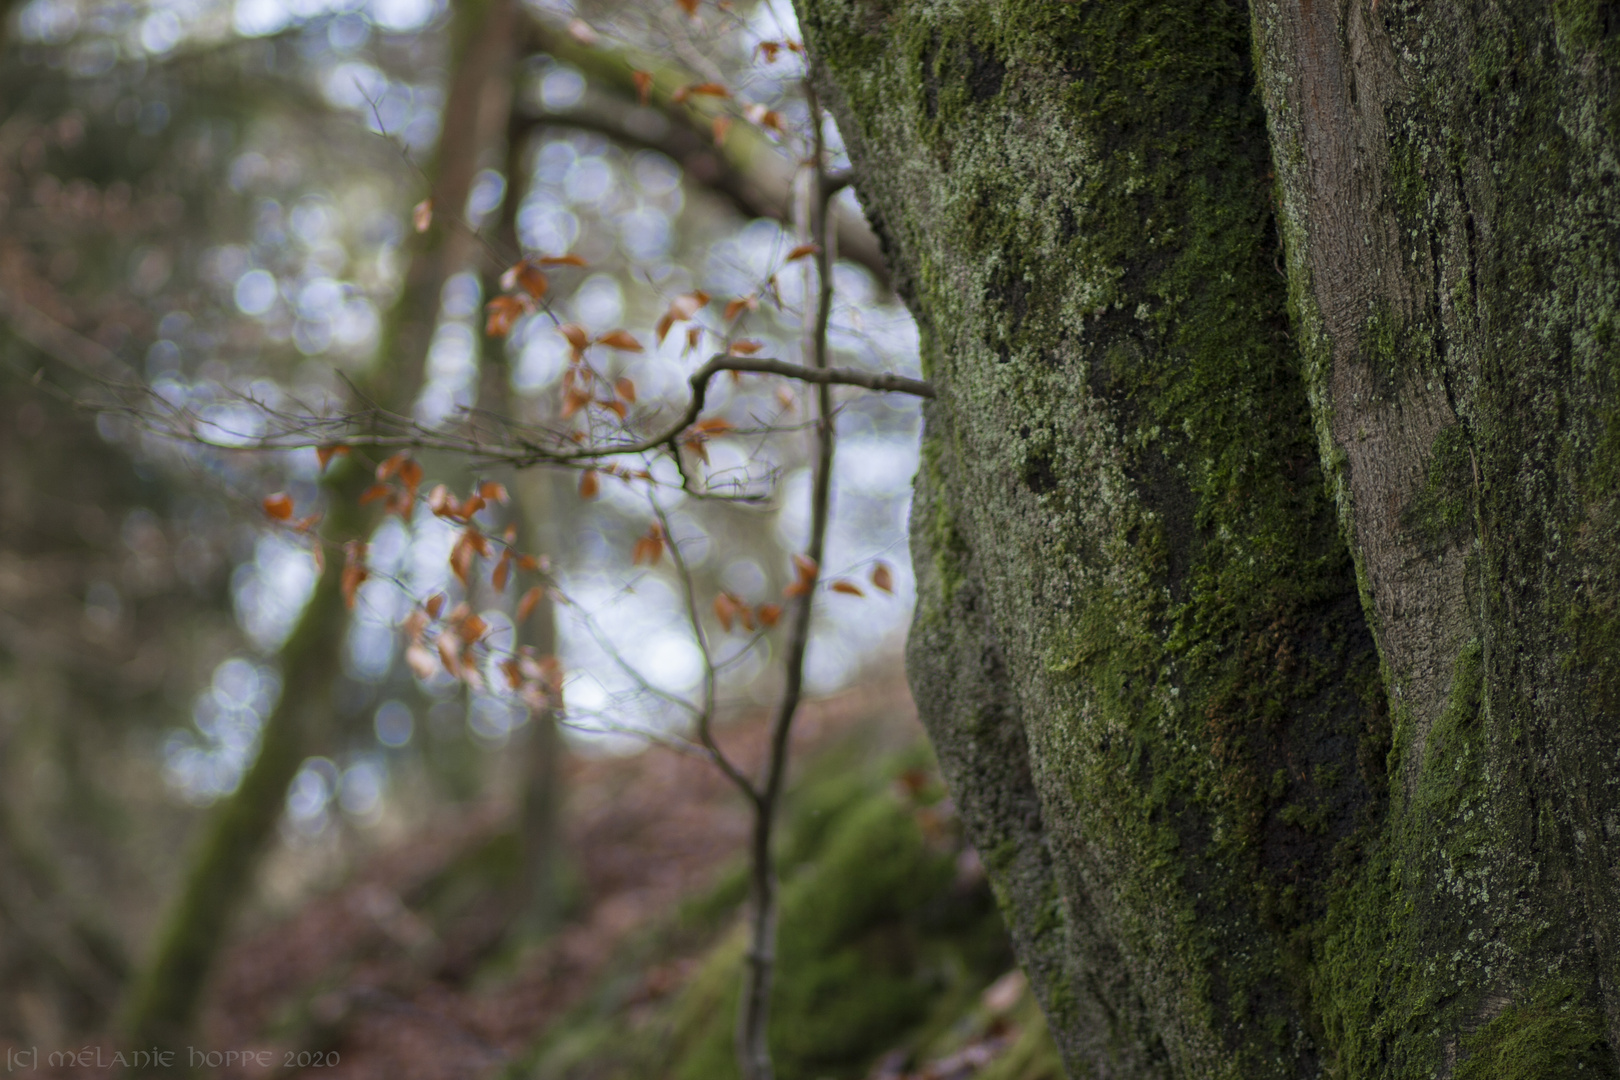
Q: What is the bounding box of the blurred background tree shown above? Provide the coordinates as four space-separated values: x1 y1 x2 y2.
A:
0 1 1039 1078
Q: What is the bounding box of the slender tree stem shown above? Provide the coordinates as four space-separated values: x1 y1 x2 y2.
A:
735 80 838 1080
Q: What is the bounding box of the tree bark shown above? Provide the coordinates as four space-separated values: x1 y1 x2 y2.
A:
1249 0 1620 1073
801 0 1620 1074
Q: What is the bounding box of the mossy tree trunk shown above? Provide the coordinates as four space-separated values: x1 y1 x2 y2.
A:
798 0 1618 1076
1249 0 1620 1073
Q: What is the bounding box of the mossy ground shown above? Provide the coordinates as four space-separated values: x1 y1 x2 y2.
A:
502 734 1062 1080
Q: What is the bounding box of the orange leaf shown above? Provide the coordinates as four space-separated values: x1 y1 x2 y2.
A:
686 325 704 353
402 610 428 643
359 483 391 505
579 470 599 500
631 523 665 566
632 69 654 105
783 580 811 598
871 562 895 593
596 329 644 352
413 198 432 233
480 480 509 504
492 552 512 592
712 115 733 145
426 592 446 619
399 459 424 492
694 416 734 436
559 323 591 352
436 634 462 678
656 291 710 343
499 658 523 690
785 243 820 262
486 294 529 337
459 613 488 643
538 253 588 268
755 41 780 63
561 387 591 420
830 580 865 597
517 553 544 572
450 534 475 586
316 444 348 471
615 377 637 404
723 296 757 321
500 260 548 300
517 586 545 622
262 492 294 521
341 540 368 609
376 451 410 481
713 592 737 632
676 0 698 13
792 553 819 583
293 513 322 534
687 82 730 98
743 103 783 132
728 339 763 355
756 602 782 627
604 397 628 419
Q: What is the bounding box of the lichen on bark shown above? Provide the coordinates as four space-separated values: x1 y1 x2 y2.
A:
798 0 1387 1074
1251 0 1620 1071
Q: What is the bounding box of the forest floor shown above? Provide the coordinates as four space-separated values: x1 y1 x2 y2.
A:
31 676 1058 1080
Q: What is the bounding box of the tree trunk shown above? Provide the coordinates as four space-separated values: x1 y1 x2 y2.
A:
799 0 1618 1075
1249 0 1620 1073
117 0 522 1065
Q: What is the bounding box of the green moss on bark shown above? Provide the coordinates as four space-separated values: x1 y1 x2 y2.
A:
801 0 1388 1074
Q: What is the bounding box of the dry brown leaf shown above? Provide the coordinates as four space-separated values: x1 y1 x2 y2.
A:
341 540 368 609
871 562 895 593
486 294 529 337
517 586 544 622
262 492 293 521
713 592 737 632
596 329 644 352
436 634 462 678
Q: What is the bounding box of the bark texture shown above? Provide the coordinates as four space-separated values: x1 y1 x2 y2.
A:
1251 0 1620 1073
797 0 1385 1075
801 0 1620 1074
